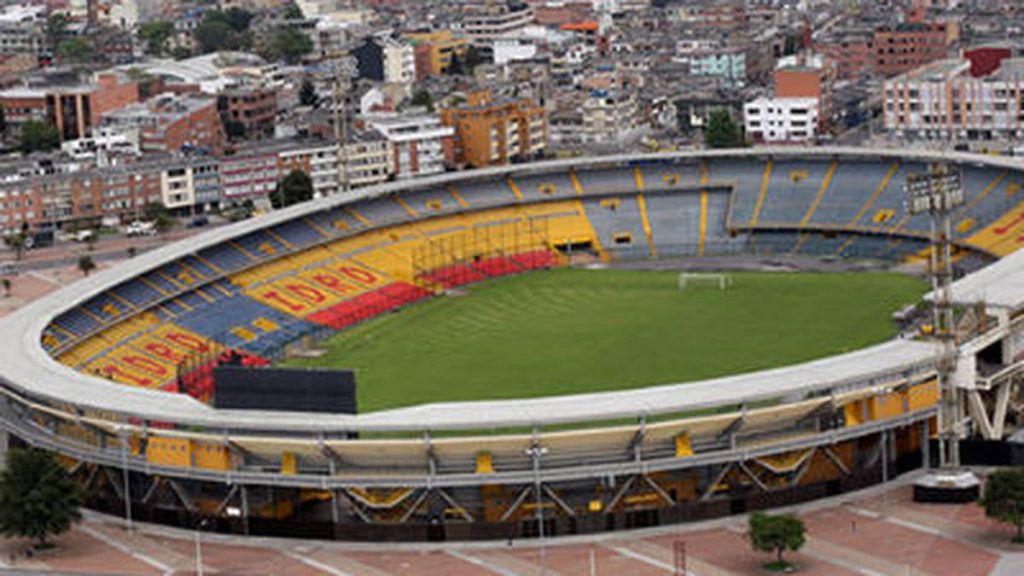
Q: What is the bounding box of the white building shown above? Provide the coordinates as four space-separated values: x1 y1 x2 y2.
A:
744 97 819 143
492 38 537 66
364 113 454 179
382 38 415 86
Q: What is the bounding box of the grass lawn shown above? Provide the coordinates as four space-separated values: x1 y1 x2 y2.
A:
283 268 926 412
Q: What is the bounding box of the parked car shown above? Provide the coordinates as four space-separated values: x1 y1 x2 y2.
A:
187 216 209 228
125 221 156 237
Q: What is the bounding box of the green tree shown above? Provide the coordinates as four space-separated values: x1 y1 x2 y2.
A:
2 277 10 297
704 109 744 149
142 201 168 221
283 3 304 19
77 255 96 277
4 232 27 261
142 201 174 235
137 21 174 55
271 169 314 209
748 512 806 571
224 119 246 140
45 14 68 49
19 120 60 154
410 89 433 112
194 9 254 54
463 46 485 73
222 8 254 32
154 214 174 236
981 468 1024 543
56 38 94 65
299 79 318 106
0 448 84 549
447 50 464 75
260 26 313 65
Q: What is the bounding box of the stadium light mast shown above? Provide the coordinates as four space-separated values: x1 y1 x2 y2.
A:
903 163 963 468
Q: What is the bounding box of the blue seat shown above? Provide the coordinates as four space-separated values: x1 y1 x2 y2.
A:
172 293 318 357
273 219 325 248
198 243 253 272
111 280 163 308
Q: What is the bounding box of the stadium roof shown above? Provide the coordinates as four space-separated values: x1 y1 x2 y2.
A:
936 246 1024 310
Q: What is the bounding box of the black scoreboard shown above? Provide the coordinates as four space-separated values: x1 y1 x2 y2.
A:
212 366 357 414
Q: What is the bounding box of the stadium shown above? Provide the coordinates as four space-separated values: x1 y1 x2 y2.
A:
0 146 1022 542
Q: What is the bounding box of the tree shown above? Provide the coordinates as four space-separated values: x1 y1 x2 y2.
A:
4 232 27 261
0 448 84 549
77 255 96 277
410 89 433 112
271 169 314 209
299 79 318 106
143 201 174 236
2 277 10 297
981 468 1024 543
194 9 254 54
137 21 174 55
142 201 169 222
19 120 60 154
283 4 304 19
463 46 485 73
154 214 174 236
704 109 744 149
447 50 464 75
260 26 313 65
0 104 7 136
222 8 254 32
56 38 94 65
748 512 806 571
45 14 68 49
224 119 246 140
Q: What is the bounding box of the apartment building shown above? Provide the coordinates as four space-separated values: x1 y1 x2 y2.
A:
0 73 140 141
744 97 819 143
580 88 642 145
365 113 454 179
883 57 1024 144
405 30 468 79
874 22 951 78
440 90 547 168
462 1 534 45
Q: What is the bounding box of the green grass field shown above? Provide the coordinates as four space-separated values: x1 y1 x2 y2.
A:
284 269 926 412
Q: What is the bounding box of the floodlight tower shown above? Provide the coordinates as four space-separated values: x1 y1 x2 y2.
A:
903 163 963 468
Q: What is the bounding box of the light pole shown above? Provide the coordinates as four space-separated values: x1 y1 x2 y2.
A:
525 444 549 574
194 518 209 576
903 164 963 468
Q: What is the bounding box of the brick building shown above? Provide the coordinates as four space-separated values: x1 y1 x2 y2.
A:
103 93 224 154
874 22 951 78
217 85 277 141
0 73 140 141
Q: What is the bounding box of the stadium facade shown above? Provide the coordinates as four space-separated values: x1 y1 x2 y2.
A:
0 147 1022 541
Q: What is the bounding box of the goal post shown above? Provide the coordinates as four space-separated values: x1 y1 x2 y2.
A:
677 272 732 291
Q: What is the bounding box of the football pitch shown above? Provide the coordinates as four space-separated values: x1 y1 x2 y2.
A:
284 268 926 412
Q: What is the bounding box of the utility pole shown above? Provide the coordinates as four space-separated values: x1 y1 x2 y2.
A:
904 163 963 467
